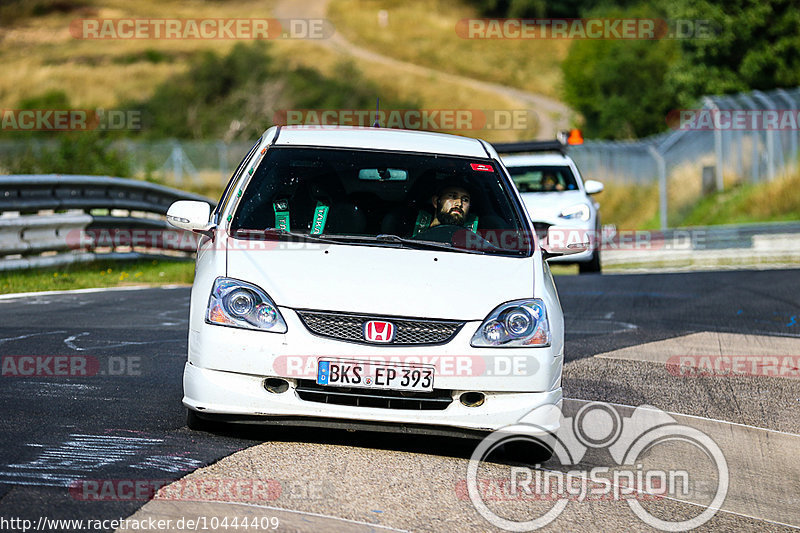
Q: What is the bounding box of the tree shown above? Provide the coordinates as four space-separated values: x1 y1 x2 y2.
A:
666 0 800 105
561 7 679 139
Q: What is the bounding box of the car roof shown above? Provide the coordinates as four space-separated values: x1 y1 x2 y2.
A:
501 153 573 166
267 125 495 159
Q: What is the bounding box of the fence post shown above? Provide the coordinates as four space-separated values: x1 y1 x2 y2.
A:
703 97 725 191
775 88 798 175
648 145 668 230
217 141 228 182
738 94 761 182
752 91 778 181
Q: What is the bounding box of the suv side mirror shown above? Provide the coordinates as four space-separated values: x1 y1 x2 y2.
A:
541 226 590 259
584 180 604 195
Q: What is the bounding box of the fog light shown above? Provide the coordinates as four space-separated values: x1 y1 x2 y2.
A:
264 378 289 394
459 391 485 407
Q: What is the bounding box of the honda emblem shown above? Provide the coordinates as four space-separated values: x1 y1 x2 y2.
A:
363 320 395 343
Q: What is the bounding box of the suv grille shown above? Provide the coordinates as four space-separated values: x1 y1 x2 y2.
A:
295 310 463 345
295 380 453 410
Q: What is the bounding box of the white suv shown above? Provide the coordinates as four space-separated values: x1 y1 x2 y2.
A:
167 126 585 438
501 151 603 274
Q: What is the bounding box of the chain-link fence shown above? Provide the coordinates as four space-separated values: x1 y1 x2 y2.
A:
1 87 798 228
0 138 255 187
570 87 800 228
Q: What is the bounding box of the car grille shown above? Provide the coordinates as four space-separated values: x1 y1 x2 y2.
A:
295 310 464 345
295 380 453 410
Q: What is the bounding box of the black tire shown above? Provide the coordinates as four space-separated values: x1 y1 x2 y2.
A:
578 250 601 274
186 409 215 431
498 439 555 465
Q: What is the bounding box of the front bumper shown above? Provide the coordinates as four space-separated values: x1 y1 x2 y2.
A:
183 362 562 436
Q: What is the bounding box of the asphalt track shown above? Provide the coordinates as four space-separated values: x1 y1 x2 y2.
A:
0 269 798 531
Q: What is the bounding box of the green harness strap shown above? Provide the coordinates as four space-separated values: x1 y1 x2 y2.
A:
411 210 478 237
411 210 432 237
273 199 290 232
273 199 329 234
465 214 479 232
310 202 329 235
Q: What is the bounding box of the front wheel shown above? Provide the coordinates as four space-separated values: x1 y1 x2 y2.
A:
187 408 216 431
578 250 601 274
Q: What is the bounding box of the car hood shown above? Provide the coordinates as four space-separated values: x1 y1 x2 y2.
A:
521 190 589 221
226 240 533 321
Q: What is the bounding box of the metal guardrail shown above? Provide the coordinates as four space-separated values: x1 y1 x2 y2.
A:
601 222 800 268
0 175 215 271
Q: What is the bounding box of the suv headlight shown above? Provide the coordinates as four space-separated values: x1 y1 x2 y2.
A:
206 277 287 333
471 299 550 347
559 203 590 221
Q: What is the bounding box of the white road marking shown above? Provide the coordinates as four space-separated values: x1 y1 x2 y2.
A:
0 434 163 486
0 330 67 344
0 284 188 302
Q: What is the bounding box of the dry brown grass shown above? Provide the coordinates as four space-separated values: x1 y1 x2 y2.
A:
597 181 660 230
327 0 571 99
0 0 532 141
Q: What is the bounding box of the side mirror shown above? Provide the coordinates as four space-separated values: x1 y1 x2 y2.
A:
541 226 590 260
167 200 213 234
584 180 604 195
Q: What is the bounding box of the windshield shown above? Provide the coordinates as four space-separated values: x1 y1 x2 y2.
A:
507 165 579 193
230 147 532 255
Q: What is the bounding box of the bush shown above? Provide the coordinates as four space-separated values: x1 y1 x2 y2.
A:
5 132 132 177
130 41 418 140
561 6 680 139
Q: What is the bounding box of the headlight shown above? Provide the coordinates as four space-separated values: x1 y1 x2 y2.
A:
471 299 550 347
559 203 590 221
206 277 287 333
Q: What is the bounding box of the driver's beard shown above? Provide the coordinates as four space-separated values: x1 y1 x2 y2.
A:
437 202 465 225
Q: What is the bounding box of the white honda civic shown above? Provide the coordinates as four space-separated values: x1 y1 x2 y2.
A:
167 125 583 438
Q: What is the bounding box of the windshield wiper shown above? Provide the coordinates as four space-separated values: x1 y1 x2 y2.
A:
233 228 327 243
375 234 488 254
314 233 493 254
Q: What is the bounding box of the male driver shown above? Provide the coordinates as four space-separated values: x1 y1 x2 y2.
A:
430 185 471 227
410 183 478 237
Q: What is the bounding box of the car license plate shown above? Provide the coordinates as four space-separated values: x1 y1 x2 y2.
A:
316 359 434 392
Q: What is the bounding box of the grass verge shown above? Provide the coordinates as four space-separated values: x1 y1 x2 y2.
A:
595 170 800 230
0 259 195 295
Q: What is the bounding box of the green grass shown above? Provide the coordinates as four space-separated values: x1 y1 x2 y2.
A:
0 259 195 295
680 174 800 226
595 170 800 230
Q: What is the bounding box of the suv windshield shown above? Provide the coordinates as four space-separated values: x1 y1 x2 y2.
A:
230 147 531 255
507 165 579 193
